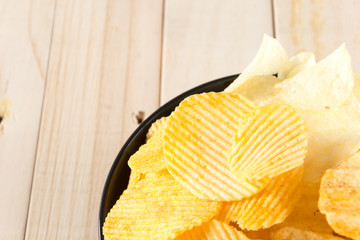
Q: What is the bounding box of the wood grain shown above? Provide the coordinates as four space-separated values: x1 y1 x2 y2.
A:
25 0 163 239
274 0 360 72
161 0 274 103
0 0 55 239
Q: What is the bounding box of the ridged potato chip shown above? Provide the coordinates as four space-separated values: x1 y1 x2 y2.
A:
175 219 252 240
103 171 221 240
163 92 271 201
225 34 289 93
128 127 166 173
278 52 316 80
275 44 354 110
271 227 343 240
229 103 307 181
319 150 360 239
275 182 333 234
217 166 303 230
146 116 168 141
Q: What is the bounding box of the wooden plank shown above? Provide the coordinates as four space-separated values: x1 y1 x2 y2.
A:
25 0 163 238
0 0 55 239
161 0 274 103
274 0 360 72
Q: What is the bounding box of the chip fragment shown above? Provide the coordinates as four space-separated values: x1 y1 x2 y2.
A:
163 92 271 201
175 219 252 240
146 116 168 141
217 166 303 230
271 227 344 240
229 103 307 181
103 171 221 240
319 150 360 239
128 127 166 173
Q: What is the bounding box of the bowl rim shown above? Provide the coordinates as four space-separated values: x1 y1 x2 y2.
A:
98 74 239 239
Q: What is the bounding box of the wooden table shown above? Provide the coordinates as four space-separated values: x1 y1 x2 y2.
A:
1 0 360 239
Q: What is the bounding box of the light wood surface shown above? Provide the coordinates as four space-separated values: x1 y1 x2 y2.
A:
0 0 359 239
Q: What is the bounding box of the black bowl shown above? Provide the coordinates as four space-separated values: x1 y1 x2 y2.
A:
98 74 238 239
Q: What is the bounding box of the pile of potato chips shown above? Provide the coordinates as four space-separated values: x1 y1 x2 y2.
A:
103 35 360 240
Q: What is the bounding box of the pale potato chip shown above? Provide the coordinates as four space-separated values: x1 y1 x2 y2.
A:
297 108 360 182
354 73 360 100
127 170 142 188
271 227 343 240
146 116 168 141
175 219 252 240
275 182 333 234
225 34 289 93
319 151 360 239
217 166 303 230
103 171 221 240
275 44 354 110
128 127 166 173
278 52 316 80
228 75 283 107
163 92 270 201
229 103 307 181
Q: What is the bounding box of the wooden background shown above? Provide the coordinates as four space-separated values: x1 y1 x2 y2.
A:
0 0 360 239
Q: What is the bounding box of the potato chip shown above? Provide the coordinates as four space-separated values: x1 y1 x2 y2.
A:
319 150 360 239
228 75 283 107
274 182 333 234
128 127 166 173
175 219 252 240
229 103 307 181
278 52 316 80
354 73 360 100
127 170 142 188
271 227 344 240
217 166 303 230
163 92 270 201
275 44 354 110
146 116 168 141
103 171 221 240
225 34 290 93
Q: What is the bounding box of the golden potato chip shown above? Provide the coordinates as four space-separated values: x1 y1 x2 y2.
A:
271 227 343 240
225 34 290 93
128 128 166 173
127 170 142 188
229 103 307 181
228 75 283 107
163 92 270 201
274 182 333 234
275 44 354 110
319 151 360 239
175 219 252 240
278 52 316 80
217 166 303 230
103 171 221 240
146 116 168 141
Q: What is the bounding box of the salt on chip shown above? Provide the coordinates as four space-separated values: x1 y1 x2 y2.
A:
319 150 360 239
271 227 344 240
103 171 221 240
278 52 316 80
146 116 168 141
225 34 289 93
275 44 354 110
175 219 252 240
128 127 166 173
229 103 307 181
217 166 303 230
163 92 270 201
228 75 283 107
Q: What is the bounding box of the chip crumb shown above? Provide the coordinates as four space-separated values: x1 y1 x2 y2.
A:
133 110 145 124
